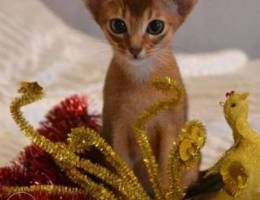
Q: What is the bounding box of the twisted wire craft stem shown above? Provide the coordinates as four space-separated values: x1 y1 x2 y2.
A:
67 128 150 200
166 141 180 199
7 78 204 200
67 168 119 200
134 77 185 200
166 121 206 199
9 82 148 200
1 185 86 196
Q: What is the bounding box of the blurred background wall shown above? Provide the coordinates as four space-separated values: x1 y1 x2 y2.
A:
40 0 260 58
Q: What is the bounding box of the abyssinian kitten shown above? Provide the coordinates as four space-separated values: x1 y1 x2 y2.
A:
84 0 197 191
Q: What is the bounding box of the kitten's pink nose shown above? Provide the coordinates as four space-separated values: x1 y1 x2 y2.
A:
129 47 142 58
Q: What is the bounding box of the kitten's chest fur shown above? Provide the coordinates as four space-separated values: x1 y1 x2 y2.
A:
102 55 186 142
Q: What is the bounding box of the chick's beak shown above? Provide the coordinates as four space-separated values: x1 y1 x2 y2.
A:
241 93 250 100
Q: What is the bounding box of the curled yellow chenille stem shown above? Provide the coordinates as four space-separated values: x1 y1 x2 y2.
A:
8 78 205 200
67 168 119 200
1 185 85 196
134 77 185 200
167 121 206 200
67 128 149 199
9 82 150 200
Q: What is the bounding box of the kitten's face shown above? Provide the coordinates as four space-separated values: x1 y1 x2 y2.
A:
86 0 196 63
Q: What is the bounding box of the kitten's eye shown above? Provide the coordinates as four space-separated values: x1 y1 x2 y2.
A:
147 20 165 35
110 19 127 34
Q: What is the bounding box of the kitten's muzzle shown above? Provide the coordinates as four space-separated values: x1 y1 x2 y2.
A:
129 47 142 59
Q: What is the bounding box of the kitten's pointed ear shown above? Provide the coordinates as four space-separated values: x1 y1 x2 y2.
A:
82 0 102 21
173 0 198 24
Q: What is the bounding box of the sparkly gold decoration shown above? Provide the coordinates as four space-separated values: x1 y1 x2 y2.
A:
5 77 206 200
167 121 206 200
2 185 85 196
133 77 185 200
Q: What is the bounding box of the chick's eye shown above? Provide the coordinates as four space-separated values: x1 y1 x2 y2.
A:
110 19 127 34
147 20 165 35
231 103 237 108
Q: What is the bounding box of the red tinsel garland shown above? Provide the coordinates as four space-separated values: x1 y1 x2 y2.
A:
0 95 101 200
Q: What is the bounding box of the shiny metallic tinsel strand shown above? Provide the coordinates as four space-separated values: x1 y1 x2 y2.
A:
166 121 206 199
2 185 86 196
134 77 185 200
9 82 149 200
7 78 206 200
67 128 150 200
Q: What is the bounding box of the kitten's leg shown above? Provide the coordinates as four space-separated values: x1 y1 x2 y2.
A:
159 124 178 188
102 103 113 144
112 124 134 169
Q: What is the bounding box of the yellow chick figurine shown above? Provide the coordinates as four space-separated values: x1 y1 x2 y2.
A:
189 91 260 200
